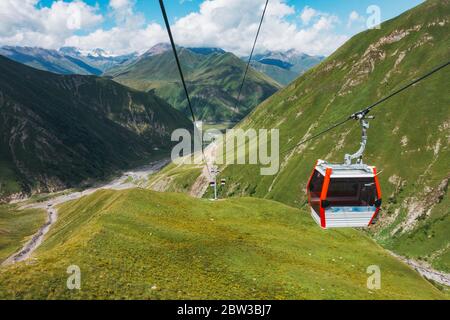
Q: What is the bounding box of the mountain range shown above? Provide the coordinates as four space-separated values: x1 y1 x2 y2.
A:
106 44 282 122
0 46 136 76
0 55 190 201
0 44 324 121
246 50 324 85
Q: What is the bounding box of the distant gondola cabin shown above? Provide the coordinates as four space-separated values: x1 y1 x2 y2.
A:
306 160 382 229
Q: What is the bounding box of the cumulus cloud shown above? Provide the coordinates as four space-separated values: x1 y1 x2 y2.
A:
65 23 167 55
65 0 160 55
347 10 365 28
0 0 102 48
108 0 140 26
170 0 346 56
110 0 132 10
300 6 317 25
0 0 349 57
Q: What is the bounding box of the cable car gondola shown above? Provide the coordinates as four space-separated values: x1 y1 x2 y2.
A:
306 114 382 229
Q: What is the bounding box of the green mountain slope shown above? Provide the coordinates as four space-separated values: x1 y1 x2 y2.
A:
0 56 191 201
107 47 281 122
215 0 450 271
248 51 325 86
0 189 444 299
250 61 300 86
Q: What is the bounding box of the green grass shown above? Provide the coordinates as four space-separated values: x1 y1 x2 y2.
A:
148 163 203 193
0 189 445 299
0 204 46 263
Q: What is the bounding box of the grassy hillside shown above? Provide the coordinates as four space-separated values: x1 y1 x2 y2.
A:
147 162 203 194
214 0 450 271
0 204 46 262
108 48 281 122
0 56 191 201
0 189 445 299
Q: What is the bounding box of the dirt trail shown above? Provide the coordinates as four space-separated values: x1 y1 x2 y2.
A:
190 142 218 198
2 159 170 266
2 206 57 265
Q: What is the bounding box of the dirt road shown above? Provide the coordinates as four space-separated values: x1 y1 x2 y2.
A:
2 159 170 266
190 142 218 198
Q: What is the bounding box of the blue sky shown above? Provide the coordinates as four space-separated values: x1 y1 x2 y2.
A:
2 0 425 56
36 0 424 29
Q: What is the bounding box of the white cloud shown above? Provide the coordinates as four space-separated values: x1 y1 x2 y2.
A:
347 10 365 28
0 0 102 49
0 0 348 57
169 0 345 56
300 6 317 25
65 23 167 56
109 0 132 10
108 0 140 26
313 15 339 31
65 0 157 55
349 11 360 21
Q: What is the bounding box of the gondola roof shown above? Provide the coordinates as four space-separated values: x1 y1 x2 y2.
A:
315 160 375 178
